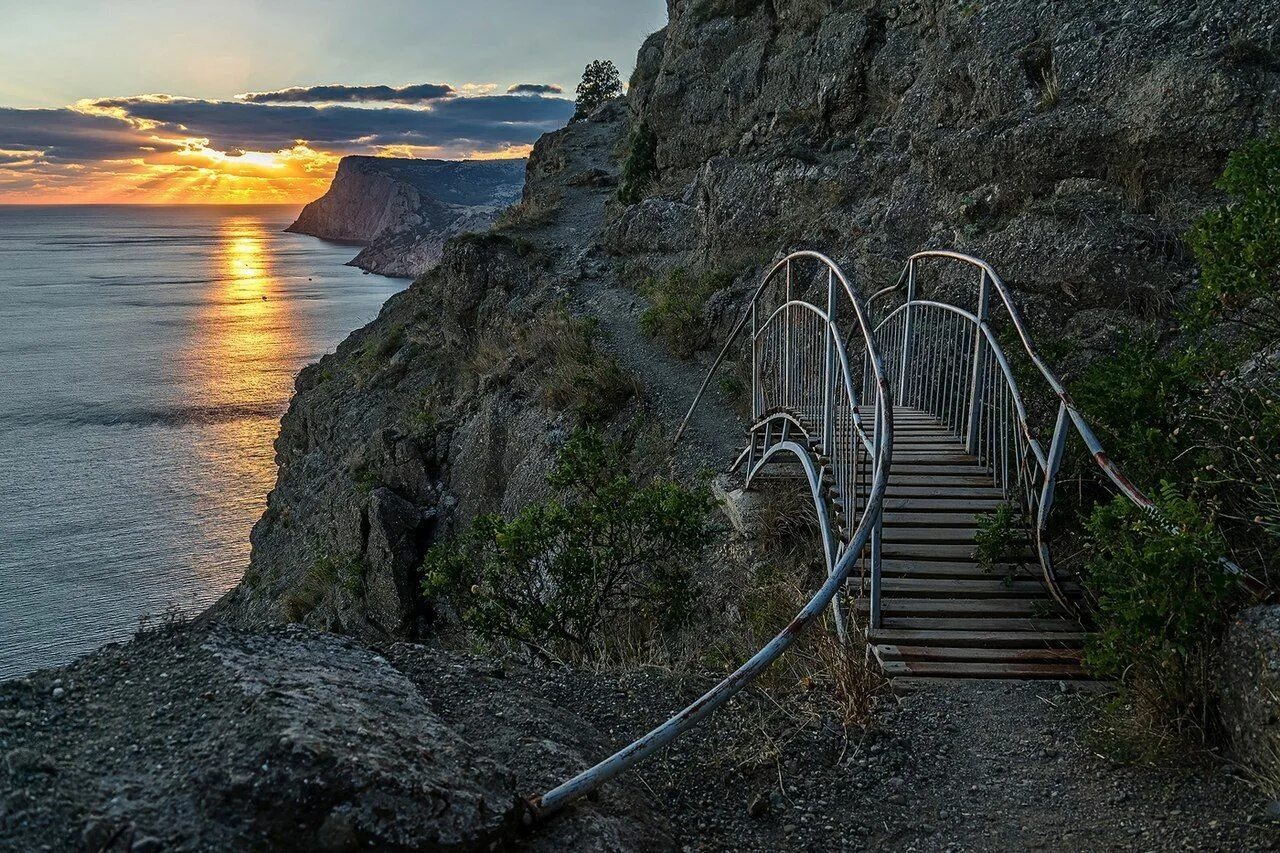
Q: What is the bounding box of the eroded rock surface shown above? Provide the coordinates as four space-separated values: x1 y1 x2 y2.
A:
287 156 525 277
0 626 523 851
1219 604 1280 781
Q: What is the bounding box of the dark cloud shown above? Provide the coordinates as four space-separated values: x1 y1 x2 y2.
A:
239 83 455 104
0 87 574 194
0 107 186 163
83 94 573 153
507 83 564 94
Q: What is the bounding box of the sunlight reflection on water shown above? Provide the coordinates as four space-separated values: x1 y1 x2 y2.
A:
0 206 405 678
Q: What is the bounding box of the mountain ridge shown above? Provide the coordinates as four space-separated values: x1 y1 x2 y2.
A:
286 155 525 277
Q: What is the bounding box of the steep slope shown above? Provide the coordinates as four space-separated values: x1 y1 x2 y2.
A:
286 156 525 277
224 0 1280 647
8 2 1280 850
616 0 1280 353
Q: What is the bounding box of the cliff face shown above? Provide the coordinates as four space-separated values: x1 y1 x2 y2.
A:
214 104 634 639
286 156 525 277
223 0 1280 642
10 3 1280 850
613 0 1280 351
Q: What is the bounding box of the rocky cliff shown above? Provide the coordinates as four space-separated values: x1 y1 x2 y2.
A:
286 156 525 277
228 0 1280 643
613 0 1280 351
9 2 1280 850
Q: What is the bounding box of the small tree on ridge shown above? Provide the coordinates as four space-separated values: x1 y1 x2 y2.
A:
574 60 622 121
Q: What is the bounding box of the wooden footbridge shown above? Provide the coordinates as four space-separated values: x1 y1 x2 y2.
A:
531 250 1170 817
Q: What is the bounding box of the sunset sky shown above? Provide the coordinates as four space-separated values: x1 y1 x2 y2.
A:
0 0 666 204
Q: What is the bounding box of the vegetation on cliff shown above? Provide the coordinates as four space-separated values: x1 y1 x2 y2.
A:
1071 134 1280 745
423 427 713 663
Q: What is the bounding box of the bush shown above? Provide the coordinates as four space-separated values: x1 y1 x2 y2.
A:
1187 133 1280 342
640 267 732 359
1082 487 1240 733
617 120 658 205
1071 335 1208 488
973 503 1027 581
422 429 713 662
1056 133 1280 752
573 60 622 121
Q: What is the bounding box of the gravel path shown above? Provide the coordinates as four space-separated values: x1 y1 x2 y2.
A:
400 648 1279 851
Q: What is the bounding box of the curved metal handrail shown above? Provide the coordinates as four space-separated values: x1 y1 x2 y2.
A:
871 249 1244 611
531 251 894 818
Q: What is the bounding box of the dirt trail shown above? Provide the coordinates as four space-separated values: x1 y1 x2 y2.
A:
510 105 746 476
440 660 1277 851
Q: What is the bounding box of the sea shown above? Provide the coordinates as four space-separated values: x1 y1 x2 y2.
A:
0 205 406 679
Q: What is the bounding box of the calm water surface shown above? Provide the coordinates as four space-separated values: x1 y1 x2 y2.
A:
0 205 405 679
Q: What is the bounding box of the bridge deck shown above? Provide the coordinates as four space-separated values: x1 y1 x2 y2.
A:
860 407 1088 682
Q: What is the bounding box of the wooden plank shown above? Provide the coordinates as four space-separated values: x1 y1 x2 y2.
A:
892 454 982 464
885 476 996 488
885 485 1005 498
888 465 990 476
879 577 1062 598
881 527 979 543
881 512 985 526
864 598 1062 618
876 644 1082 664
879 498 1006 512
855 498 1005 512
867 628 1087 648
879 543 989 560
880 559 1035 574
881 616 1083 632
879 659 1090 679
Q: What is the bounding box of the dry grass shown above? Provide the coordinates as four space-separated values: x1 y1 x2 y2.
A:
1038 65 1062 108
463 308 641 422
494 189 563 230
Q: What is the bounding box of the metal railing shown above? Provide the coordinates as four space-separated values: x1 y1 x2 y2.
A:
868 249 1240 610
528 246 1244 823
531 251 893 817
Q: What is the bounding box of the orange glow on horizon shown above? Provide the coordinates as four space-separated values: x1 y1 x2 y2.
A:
0 138 529 205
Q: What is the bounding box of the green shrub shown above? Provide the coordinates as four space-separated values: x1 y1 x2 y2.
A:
1186 132 1280 341
1056 133 1280 751
640 267 732 359
1071 335 1208 487
1082 486 1239 732
422 429 713 662
973 503 1027 581
618 120 658 205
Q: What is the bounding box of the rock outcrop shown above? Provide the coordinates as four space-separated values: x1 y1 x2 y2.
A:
1219 604 1280 782
213 103 634 641
0 624 667 851
615 0 1280 352
287 156 525 277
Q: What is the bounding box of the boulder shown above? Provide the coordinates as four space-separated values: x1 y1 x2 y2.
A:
0 626 524 851
1218 604 1280 778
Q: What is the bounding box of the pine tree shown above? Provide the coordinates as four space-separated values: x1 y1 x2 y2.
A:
574 60 623 121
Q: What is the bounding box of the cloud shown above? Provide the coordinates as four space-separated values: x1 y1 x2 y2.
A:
239 82 455 104
0 83 575 202
0 107 186 162
81 93 573 153
507 83 564 94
